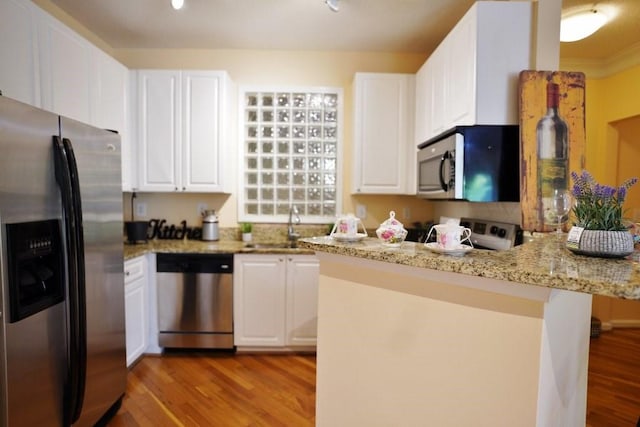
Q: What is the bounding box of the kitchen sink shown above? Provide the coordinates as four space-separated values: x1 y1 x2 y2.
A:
244 242 297 249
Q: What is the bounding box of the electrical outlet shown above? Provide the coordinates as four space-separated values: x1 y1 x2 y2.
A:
135 202 147 217
197 203 208 216
403 207 411 220
356 204 367 219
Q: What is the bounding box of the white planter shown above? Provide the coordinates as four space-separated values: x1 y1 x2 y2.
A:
567 229 634 258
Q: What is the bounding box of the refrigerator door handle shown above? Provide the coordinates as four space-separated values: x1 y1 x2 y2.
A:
53 136 87 425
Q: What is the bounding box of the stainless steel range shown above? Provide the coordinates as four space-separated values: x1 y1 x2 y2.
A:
459 217 523 251
407 218 522 251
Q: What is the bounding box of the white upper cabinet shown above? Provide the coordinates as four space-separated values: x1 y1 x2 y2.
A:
181 71 232 191
136 70 233 193
92 50 132 191
38 11 93 124
2 0 134 189
352 73 415 194
137 70 181 192
415 1 532 143
0 0 40 106
414 60 432 145
428 47 448 138
445 7 475 127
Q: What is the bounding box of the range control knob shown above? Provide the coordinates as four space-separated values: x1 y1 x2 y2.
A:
498 228 507 238
490 225 498 235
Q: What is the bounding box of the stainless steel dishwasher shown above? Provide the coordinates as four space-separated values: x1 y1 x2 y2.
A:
156 253 234 349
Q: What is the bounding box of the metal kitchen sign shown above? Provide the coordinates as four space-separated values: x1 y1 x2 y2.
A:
147 219 202 240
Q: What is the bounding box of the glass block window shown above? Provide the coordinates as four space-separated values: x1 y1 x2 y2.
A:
240 87 342 223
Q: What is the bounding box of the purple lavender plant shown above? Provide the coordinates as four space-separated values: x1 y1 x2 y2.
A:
570 171 638 231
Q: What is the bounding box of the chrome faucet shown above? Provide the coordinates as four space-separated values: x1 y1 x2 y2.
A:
287 205 301 245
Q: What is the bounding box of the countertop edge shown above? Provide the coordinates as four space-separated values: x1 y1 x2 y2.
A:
297 236 640 300
124 240 315 260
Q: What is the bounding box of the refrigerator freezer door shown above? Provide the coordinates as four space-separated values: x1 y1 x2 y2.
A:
0 95 126 427
0 97 62 223
59 117 126 427
0 96 66 426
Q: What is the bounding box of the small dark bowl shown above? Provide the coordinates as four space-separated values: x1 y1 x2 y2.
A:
125 221 149 244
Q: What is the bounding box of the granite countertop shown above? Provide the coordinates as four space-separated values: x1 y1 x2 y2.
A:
297 234 640 300
124 239 314 260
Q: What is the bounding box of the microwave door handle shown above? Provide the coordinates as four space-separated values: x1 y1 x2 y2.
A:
439 151 449 191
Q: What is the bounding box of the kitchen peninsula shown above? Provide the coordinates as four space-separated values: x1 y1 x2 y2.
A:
298 235 640 427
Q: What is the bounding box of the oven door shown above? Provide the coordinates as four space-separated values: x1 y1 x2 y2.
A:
417 133 462 198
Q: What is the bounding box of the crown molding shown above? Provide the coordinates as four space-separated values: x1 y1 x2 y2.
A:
560 42 640 79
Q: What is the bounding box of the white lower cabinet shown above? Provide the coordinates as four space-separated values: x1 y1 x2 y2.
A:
234 254 319 349
124 256 148 366
285 256 320 346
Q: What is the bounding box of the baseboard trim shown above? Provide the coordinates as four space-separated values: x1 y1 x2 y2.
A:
236 346 316 353
599 320 640 331
600 321 613 331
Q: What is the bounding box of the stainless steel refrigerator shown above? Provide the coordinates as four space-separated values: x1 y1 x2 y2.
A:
0 95 127 426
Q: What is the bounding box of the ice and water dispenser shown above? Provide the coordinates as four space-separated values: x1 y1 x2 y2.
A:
5 220 64 322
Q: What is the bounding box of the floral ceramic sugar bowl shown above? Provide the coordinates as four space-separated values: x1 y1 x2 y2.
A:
376 211 408 247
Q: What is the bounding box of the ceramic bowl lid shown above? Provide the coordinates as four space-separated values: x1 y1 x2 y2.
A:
378 211 405 231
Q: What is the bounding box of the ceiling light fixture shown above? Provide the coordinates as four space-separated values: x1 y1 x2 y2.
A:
325 0 339 13
171 0 184 10
560 9 608 42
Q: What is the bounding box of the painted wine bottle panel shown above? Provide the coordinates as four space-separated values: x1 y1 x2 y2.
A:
519 71 586 232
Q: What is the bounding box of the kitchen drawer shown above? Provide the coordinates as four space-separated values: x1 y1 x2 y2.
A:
124 257 145 284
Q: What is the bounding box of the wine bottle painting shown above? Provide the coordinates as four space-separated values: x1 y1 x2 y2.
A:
519 71 586 232
537 82 569 225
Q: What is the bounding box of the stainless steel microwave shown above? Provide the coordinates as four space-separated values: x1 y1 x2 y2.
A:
417 125 520 201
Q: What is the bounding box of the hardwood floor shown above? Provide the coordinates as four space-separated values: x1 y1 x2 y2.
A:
108 352 316 426
586 328 640 427
109 329 640 426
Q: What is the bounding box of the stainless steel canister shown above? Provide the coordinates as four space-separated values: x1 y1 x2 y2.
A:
201 210 219 241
